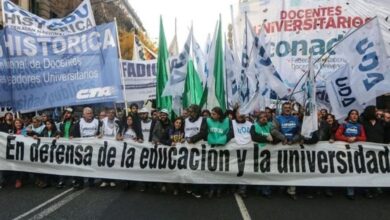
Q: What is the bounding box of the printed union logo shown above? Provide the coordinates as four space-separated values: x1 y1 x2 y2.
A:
76 87 114 99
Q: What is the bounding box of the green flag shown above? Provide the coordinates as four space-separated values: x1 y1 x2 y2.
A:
214 18 226 111
156 16 172 112
183 59 203 108
206 18 226 111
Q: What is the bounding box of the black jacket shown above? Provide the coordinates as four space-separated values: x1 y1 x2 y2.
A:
362 119 385 143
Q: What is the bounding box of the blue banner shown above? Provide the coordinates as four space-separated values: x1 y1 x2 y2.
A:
2 22 123 111
0 30 12 107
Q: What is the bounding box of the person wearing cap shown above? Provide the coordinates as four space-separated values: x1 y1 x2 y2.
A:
152 109 171 146
51 107 76 188
58 108 75 139
139 107 152 142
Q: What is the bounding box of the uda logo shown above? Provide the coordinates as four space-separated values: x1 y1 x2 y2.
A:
76 87 114 100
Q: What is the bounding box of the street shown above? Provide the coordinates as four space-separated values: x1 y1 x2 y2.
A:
1 181 390 220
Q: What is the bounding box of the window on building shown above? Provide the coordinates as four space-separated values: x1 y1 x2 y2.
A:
29 0 39 14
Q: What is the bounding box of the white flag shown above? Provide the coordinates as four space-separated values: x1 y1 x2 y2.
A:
253 28 289 98
192 34 207 87
162 28 192 97
334 18 390 105
301 57 318 138
239 15 258 105
325 64 374 120
224 40 240 109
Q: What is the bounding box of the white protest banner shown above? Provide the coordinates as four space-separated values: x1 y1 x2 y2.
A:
1 0 95 36
238 0 390 77
1 132 390 187
121 58 180 102
122 59 157 102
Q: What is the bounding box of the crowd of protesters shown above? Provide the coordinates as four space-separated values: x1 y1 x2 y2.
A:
0 102 389 200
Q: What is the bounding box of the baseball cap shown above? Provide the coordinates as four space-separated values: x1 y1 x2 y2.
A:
160 109 169 115
64 107 73 113
139 107 149 114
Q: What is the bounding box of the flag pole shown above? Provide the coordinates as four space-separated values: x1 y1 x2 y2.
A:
113 17 129 117
230 4 239 62
224 33 229 110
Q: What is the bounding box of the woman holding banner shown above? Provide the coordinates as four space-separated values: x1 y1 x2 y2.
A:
335 109 366 200
205 107 233 198
34 119 60 188
117 114 144 190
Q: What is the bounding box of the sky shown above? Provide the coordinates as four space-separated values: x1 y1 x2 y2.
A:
128 0 239 49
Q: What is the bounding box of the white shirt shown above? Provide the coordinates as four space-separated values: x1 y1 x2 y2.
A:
232 120 253 145
79 118 100 137
185 117 203 138
102 117 118 137
124 128 137 139
141 120 152 141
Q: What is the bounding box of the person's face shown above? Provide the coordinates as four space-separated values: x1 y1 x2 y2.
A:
182 110 188 118
99 112 106 120
14 120 22 129
258 113 268 125
211 111 220 120
174 119 182 129
140 112 148 120
45 121 53 130
265 109 272 119
188 108 197 119
326 115 334 124
131 106 138 113
5 113 13 121
32 119 41 128
42 114 48 122
376 110 384 119
152 112 159 120
126 116 133 126
160 113 168 121
64 111 72 120
384 112 390 123
349 111 359 122
84 110 94 121
320 109 327 117
202 112 210 117
236 112 245 122
107 110 115 120
282 104 292 115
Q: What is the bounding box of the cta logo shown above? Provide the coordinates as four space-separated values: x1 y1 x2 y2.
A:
76 87 114 100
